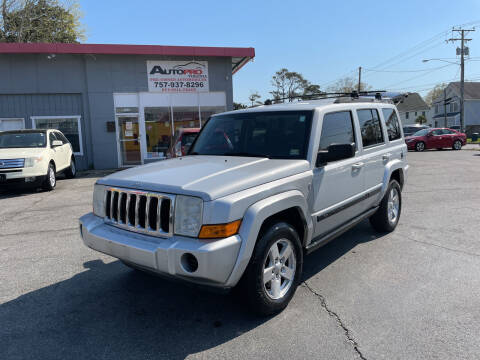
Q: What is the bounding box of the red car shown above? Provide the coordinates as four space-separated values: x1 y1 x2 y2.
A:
167 128 200 158
405 128 467 151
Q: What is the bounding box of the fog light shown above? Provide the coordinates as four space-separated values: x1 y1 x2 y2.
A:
180 253 198 273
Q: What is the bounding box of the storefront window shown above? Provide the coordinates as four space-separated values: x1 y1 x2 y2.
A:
144 107 172 159
32 116 82 154
172 107 201 133
200 106 226 124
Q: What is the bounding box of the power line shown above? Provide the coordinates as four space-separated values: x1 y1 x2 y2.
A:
382 63 455 89
363 64 457 73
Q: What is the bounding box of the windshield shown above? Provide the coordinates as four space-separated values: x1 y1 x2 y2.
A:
190 111 313 159
0 132 47 148
412 129 429 137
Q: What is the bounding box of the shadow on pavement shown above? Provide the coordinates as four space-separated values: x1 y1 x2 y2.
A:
1 220 382 359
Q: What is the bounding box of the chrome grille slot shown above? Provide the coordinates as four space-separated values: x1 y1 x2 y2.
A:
104 187 174 238
0 158 25 169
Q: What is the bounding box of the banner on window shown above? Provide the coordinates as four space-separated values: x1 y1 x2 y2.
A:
147 60 209 93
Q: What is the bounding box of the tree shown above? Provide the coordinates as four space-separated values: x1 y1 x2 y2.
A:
416 115 427 125
424 83 447 107
248 91 262 107
270 68 321 102
327 76 371 93
301 83 323 99
0 0 85 43
233 102 247 110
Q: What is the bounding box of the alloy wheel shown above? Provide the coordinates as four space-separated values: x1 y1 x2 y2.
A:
263 238 296 300
387 187 400 225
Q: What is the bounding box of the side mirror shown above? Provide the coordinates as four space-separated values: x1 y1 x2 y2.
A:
426 132 433 137
52 140 63 147
316 143 355 167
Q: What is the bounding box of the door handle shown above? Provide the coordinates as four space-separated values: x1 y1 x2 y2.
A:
352 162 364 170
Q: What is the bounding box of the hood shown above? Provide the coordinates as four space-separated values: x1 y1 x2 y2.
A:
98 156 310 201
0 148 46 159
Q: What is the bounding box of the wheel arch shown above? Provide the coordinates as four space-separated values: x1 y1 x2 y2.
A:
224 190 312 287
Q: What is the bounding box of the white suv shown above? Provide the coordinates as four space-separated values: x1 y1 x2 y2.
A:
0 129 76 190
80 96 408 315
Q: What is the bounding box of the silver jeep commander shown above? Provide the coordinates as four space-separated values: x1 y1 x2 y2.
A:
80 96 408 315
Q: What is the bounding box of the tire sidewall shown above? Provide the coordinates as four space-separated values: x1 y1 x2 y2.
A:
44 164 56 190
453 140 462 150
243 222 303 315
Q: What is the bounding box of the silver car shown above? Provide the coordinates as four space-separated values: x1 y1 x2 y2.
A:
80 97 408 315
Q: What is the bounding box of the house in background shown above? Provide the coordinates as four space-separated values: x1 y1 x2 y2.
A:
395 92 430 126
431 82 480 136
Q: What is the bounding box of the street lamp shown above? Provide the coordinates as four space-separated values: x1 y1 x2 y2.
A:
422 58 459 65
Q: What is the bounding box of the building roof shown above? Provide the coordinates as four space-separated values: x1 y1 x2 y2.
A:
395 92 429 112
448 82 480 100
0 42 255 74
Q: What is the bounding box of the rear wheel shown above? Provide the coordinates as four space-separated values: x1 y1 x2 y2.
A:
65 157 77 178
453 140 462 150
42 163 56 191
370 179 402 232
240 222 303 316
415 141 425 152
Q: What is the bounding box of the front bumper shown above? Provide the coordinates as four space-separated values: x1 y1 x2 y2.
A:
79 213 242 288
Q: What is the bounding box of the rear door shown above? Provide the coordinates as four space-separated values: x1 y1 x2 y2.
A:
428 129 445 148
355 108 388 208
312 110 366 239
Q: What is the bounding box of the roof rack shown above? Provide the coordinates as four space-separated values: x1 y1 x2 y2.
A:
271 90 391 103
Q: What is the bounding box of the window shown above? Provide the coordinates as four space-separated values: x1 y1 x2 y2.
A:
319 111 355 151
422 111 426 116
0 118 25 131
442 129 455 134
357 109 384 147
415 112 417 116
144 107 172 158
431 129 443 136
32 116 82 155
55 131 70 144
382 108 401 141
435 105 439 114
49 132 57 147
405 112 409 119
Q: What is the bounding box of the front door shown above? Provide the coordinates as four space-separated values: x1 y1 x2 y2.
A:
312 110 365 239
428 129 446 149
116 115 142 166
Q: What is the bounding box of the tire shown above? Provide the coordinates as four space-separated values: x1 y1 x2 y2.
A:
452 140 462 150
415 141 425 152
65 157 77 178
240 222 303 316
369 179 402 233
42 163 56 191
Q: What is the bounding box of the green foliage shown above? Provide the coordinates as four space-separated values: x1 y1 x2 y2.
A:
233 102 248 110
248 91 262 107
416 115 427 125
0 0 85 43
270 68 321 102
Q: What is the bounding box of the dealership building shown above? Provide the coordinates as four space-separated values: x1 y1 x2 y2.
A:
0 43 255 169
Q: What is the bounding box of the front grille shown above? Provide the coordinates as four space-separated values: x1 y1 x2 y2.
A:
104 187 174 237
0 158 24 169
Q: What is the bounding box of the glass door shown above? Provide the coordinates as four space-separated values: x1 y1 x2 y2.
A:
116 115 142 166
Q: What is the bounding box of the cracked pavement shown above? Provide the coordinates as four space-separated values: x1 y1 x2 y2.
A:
1 149 480 359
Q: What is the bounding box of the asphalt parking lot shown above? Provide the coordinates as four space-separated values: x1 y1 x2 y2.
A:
1 149 480 360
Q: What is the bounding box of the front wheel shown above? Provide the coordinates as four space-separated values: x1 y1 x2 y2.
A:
42 163 56 191
240 222 303 316
453 140 462 150
369 179 402 232
65 157 77 178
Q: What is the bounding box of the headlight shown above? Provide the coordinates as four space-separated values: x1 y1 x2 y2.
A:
174 195 203 237
24 156 43 167
93 184 106 218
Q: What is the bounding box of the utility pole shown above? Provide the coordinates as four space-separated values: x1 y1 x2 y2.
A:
443 88 448 127
358 66 362 93
448 27 475 133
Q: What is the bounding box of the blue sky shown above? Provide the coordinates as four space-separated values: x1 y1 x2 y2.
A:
80 0 480 104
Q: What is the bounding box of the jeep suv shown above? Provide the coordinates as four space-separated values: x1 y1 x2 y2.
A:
79 97 408 315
